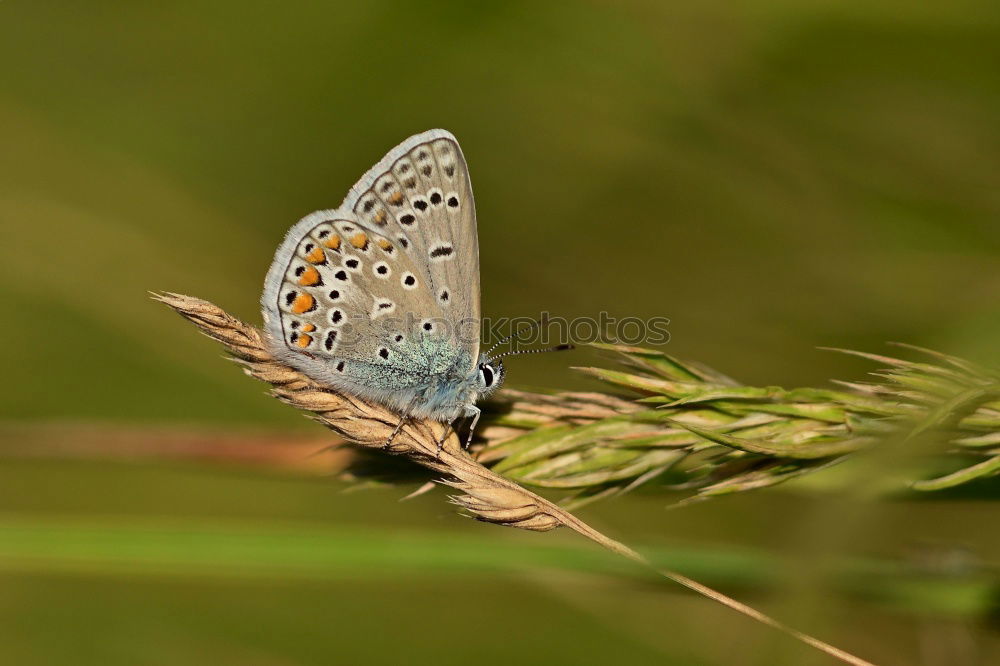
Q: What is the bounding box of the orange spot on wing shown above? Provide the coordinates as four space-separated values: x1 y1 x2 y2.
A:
373 209 387 224
291 293 315 314
377 238 393 251
296 334 313 348
388 191 404 205
325 235 342 251
301 323 316 332
297 266 321 286
306 247 326 263
350 232 368 249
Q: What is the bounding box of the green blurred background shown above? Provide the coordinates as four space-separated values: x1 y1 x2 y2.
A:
1 1 998 664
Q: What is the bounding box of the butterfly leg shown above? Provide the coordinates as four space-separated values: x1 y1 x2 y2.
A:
385 397 424 450
432 411 469 457
383 416 408 450
431 405 481 455
463 406 482 450
432 419 454 457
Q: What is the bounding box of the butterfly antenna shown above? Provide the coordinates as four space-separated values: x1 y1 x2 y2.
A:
488 343 574 363
485 320 541 357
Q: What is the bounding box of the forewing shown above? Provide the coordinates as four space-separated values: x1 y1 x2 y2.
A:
344 129 481 359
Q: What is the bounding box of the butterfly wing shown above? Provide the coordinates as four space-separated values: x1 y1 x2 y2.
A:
261 130 481 418
344 129 480 359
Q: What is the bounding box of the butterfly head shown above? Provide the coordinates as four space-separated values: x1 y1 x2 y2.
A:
475 355 505 397
474 337 573 401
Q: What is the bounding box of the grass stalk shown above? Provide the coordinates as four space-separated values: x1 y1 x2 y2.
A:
156 291 878 666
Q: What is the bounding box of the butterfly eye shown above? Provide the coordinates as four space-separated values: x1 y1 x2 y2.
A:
479 364 495 388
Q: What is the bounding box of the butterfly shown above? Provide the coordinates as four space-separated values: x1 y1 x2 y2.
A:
261 129 557 448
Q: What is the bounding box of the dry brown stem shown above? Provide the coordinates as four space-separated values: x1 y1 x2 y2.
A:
154 292 875 666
